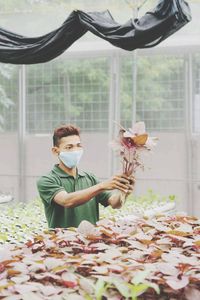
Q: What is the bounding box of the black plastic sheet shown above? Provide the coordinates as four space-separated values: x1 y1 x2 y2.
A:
0 0 191 64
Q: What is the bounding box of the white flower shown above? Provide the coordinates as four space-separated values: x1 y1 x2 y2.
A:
125 122 146 137
145 137 158 149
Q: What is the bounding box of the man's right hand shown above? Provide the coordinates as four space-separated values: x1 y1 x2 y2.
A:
100 174 132 194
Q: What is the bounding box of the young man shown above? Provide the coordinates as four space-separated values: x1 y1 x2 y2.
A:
37 124 134 228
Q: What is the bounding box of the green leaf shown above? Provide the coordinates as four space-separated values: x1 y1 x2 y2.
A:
169 195 176 202
0 233 8 242
128 283 149 300
128 281 160 300
94 279 106 300
84 294 93 300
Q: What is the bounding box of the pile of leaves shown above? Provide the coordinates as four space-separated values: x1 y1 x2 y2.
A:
0 214 200 300
0 191 176 245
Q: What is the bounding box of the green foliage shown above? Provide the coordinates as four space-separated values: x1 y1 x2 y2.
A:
23 53 186 133
93 277 160 300
0 198 47 244
101 189 177 220
95 279 108 300
120 55 185 130
1 51 197 134
25 58 110 132
0 189 177 245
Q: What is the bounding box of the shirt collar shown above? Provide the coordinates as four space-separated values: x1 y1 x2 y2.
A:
52 164 85 178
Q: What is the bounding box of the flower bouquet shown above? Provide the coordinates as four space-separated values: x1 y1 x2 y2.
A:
110 121 157 205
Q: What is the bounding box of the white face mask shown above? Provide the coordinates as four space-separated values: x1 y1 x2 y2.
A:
59 149 83 169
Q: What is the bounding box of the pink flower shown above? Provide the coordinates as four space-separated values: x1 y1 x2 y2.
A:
110 121 157 177
124 121 146 137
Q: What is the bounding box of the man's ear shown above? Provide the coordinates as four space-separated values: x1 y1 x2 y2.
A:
52 147 59 156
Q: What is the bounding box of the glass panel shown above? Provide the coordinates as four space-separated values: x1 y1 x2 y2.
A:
120 54 185 132
26 57 110 133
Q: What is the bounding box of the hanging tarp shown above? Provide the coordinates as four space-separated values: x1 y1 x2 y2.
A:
0 0 191 64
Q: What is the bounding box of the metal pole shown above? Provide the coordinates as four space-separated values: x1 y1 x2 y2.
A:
18 65 26 202
132 52 137 126
131 1 139 127
108 53 120 176
109 0 147 175
185 53 193 215
124 1 148 127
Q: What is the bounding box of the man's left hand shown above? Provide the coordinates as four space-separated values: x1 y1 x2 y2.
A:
125 175 135 197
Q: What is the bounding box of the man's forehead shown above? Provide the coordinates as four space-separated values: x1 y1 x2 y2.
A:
60 135 81 145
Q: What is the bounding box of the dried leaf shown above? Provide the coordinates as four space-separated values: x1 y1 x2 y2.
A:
166 230 191 237
7 269 21 277
100 228 114 237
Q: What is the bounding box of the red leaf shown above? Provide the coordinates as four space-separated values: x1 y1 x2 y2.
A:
25 240 33 247
0 263 5 273
62 280 78 288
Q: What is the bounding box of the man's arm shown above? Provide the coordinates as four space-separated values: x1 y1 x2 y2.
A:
54 174 131 208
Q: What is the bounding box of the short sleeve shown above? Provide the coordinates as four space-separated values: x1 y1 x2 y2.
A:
37 175 65 205
89 174 112 207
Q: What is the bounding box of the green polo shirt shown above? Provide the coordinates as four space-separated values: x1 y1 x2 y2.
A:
37 165 111 228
